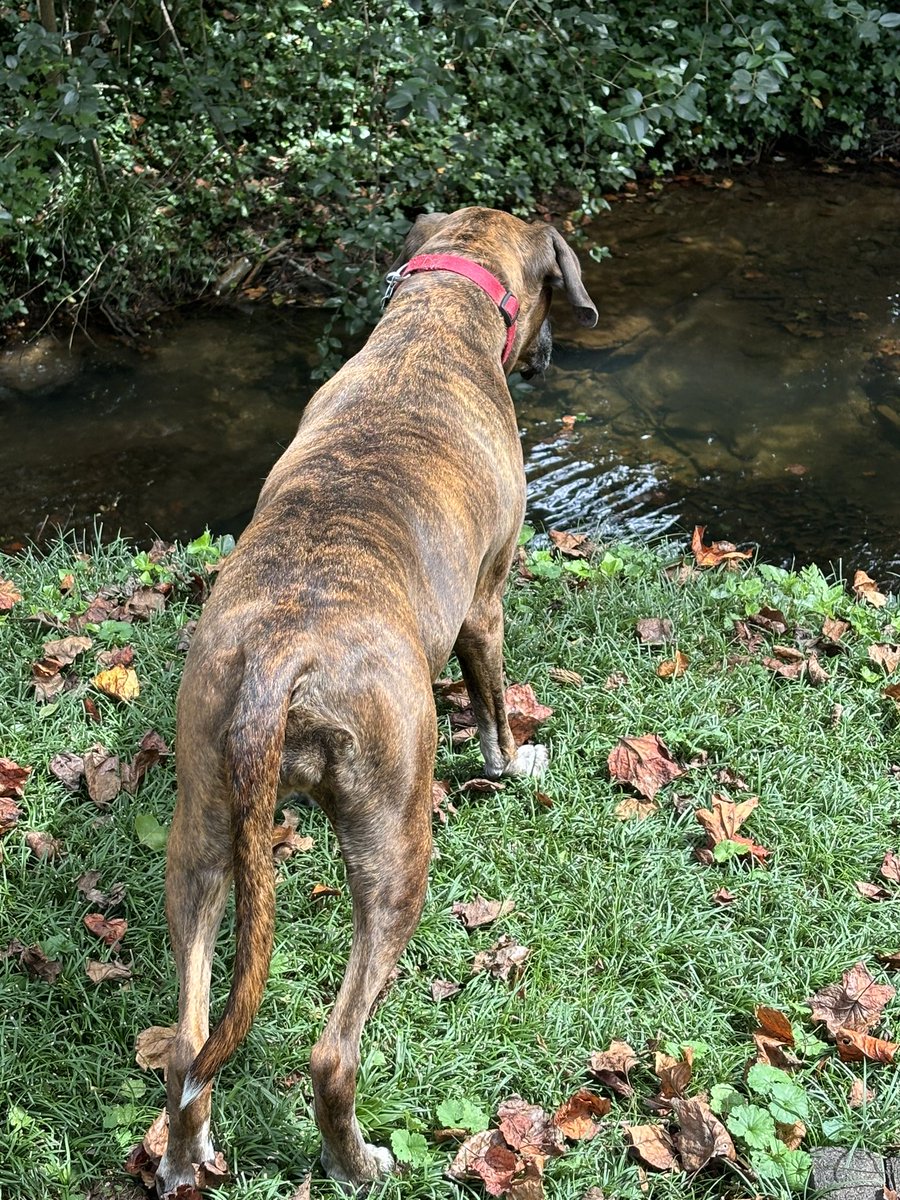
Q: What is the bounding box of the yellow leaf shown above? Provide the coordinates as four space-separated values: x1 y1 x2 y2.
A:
93 665 140 703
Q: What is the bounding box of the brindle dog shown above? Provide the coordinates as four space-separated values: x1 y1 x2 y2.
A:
156 208 598 1195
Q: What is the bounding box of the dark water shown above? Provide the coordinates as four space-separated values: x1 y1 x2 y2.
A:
2 164 899 573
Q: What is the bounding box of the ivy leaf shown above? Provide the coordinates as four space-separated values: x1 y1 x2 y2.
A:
727 1102 777 1150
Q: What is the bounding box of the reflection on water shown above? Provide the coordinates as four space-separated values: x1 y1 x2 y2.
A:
1 164 899 573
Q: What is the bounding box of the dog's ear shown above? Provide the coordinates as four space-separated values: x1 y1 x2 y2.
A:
388 212 451 272
544 226 598 328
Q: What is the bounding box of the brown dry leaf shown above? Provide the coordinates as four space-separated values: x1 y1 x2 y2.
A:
869 644 900 674
288 1177 311 1200
5 940 62 983
857 880 891 901
124 1109 168 1187
849 1078 875 1107
775 1119 806 1150
715 770 748 791
0 578 22 610
635 617 673 644
807 962 896 1034
657 651 689 679
876 949 900 969
549 529 596 558
25 830 62 860
471 933 530 981
83 696 101 722
135 1025 176 1072
880 851 900 884
507 1158 545 1200
121 730 170 794
608 734 684 801
822 616 850 643
93 665 140 703
691 526 752 569
587 1041 640 1097
834 1026 899 1064
582 1190 606 1200
86 959 132 984
460 778 506 794
712 887 736 906
853 570 888 608
504 683 554 747
673 1097 736 1173
433 678 471 707
552 1089 611 1140
453 896 515 930
310 882 340 900
0 796 22 836
84 913 127 948
41 634 92 665
271 809 314 862
498 1096 565 1159
625 1124 678 1171
447 1128 522 1196
748 606 790 635
884 683 900 707
753 1004 799 1070
654 1046 693 1100
125 586 168 620
548 667 583 687
733 620 764 653
49 751 85 791
695 793 770 863
77 871 126 909
195 1152 229 1188
614 797 659 821
432 779 457 824
96 645 135 669
604 672 627 690
430 978 461 1002
0 757 31 797
83 744 121 807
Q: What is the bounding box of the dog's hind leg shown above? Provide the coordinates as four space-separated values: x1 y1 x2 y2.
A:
454 593 548 778
311 729 434 1191
156 784 232 1196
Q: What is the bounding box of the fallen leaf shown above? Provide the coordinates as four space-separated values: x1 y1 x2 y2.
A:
83 696 101 722
748 606 790 635
195 1152 229 1189
753 1004 799 1070
25 831 62 860
587 1041 639 1097
39 634 92 665
135 1025 176 1072
548 667 583 687
453 896 515 930
625 1124 678 1171
84 913 127 948
774 1119 806 1150
49 751 85 791
0 578 22 610
657 651 689 678
636 617 673 644
125 586 167 620
0 757 31 797
673 1097 736 1172
447 1128 522 1196
654 1046 693 1100
120 730 170 793
77 871 126 909
834 1027 898 1064
310 882 341 900
83 744 121 806
4 940 61 983
733 620 764 653
608 734 684 800
552 1089 611 1140
498 1096 565 1158
853 570 887 608
716 767 748 789
432 779 457 824
0 796 22 836
856 880 891 901
505 683 554 746
604 672 627 690
848 1078 875 1107
507 1157 545 1200
430 978 461 1002
694 793 770 863
868 644 900 674
880 851 900 884
471 933 530 981
86 959 132 984
433 678 471 707
691 526 752 569
582 1190 605 1200
124 1109 168 1187
288 1177 311 1200
549 529 596 558
712 887 736 906
876 949 900 969
614 797 659 821
271 808 314 862
460 778 506 793
93 665 140 703
807 962 896 1034
822 616 850 643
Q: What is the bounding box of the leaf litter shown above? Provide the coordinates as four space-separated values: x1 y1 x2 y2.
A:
607 735 684 800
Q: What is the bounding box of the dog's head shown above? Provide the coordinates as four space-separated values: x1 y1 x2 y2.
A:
393 208 598 377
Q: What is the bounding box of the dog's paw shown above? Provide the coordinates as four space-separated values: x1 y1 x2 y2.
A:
503 743 549 777
321 1140 395 1192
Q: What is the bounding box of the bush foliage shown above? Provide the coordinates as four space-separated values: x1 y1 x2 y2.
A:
1 0 898 326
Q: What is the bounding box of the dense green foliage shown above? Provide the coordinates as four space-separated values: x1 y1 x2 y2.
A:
2 1 898 328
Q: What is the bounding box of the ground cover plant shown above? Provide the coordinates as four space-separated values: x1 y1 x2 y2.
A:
1 528 900 1199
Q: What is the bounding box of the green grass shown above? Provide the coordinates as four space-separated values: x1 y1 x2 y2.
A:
1 535 899 1200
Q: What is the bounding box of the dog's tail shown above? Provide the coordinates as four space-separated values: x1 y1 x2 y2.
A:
179 657 293 1110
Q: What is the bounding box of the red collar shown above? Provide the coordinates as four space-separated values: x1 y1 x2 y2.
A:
382 253 520 365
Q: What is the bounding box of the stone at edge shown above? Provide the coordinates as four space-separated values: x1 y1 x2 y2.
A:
809 1147 891 1200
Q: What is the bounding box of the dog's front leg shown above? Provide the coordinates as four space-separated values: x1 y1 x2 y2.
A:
454 595 549 778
